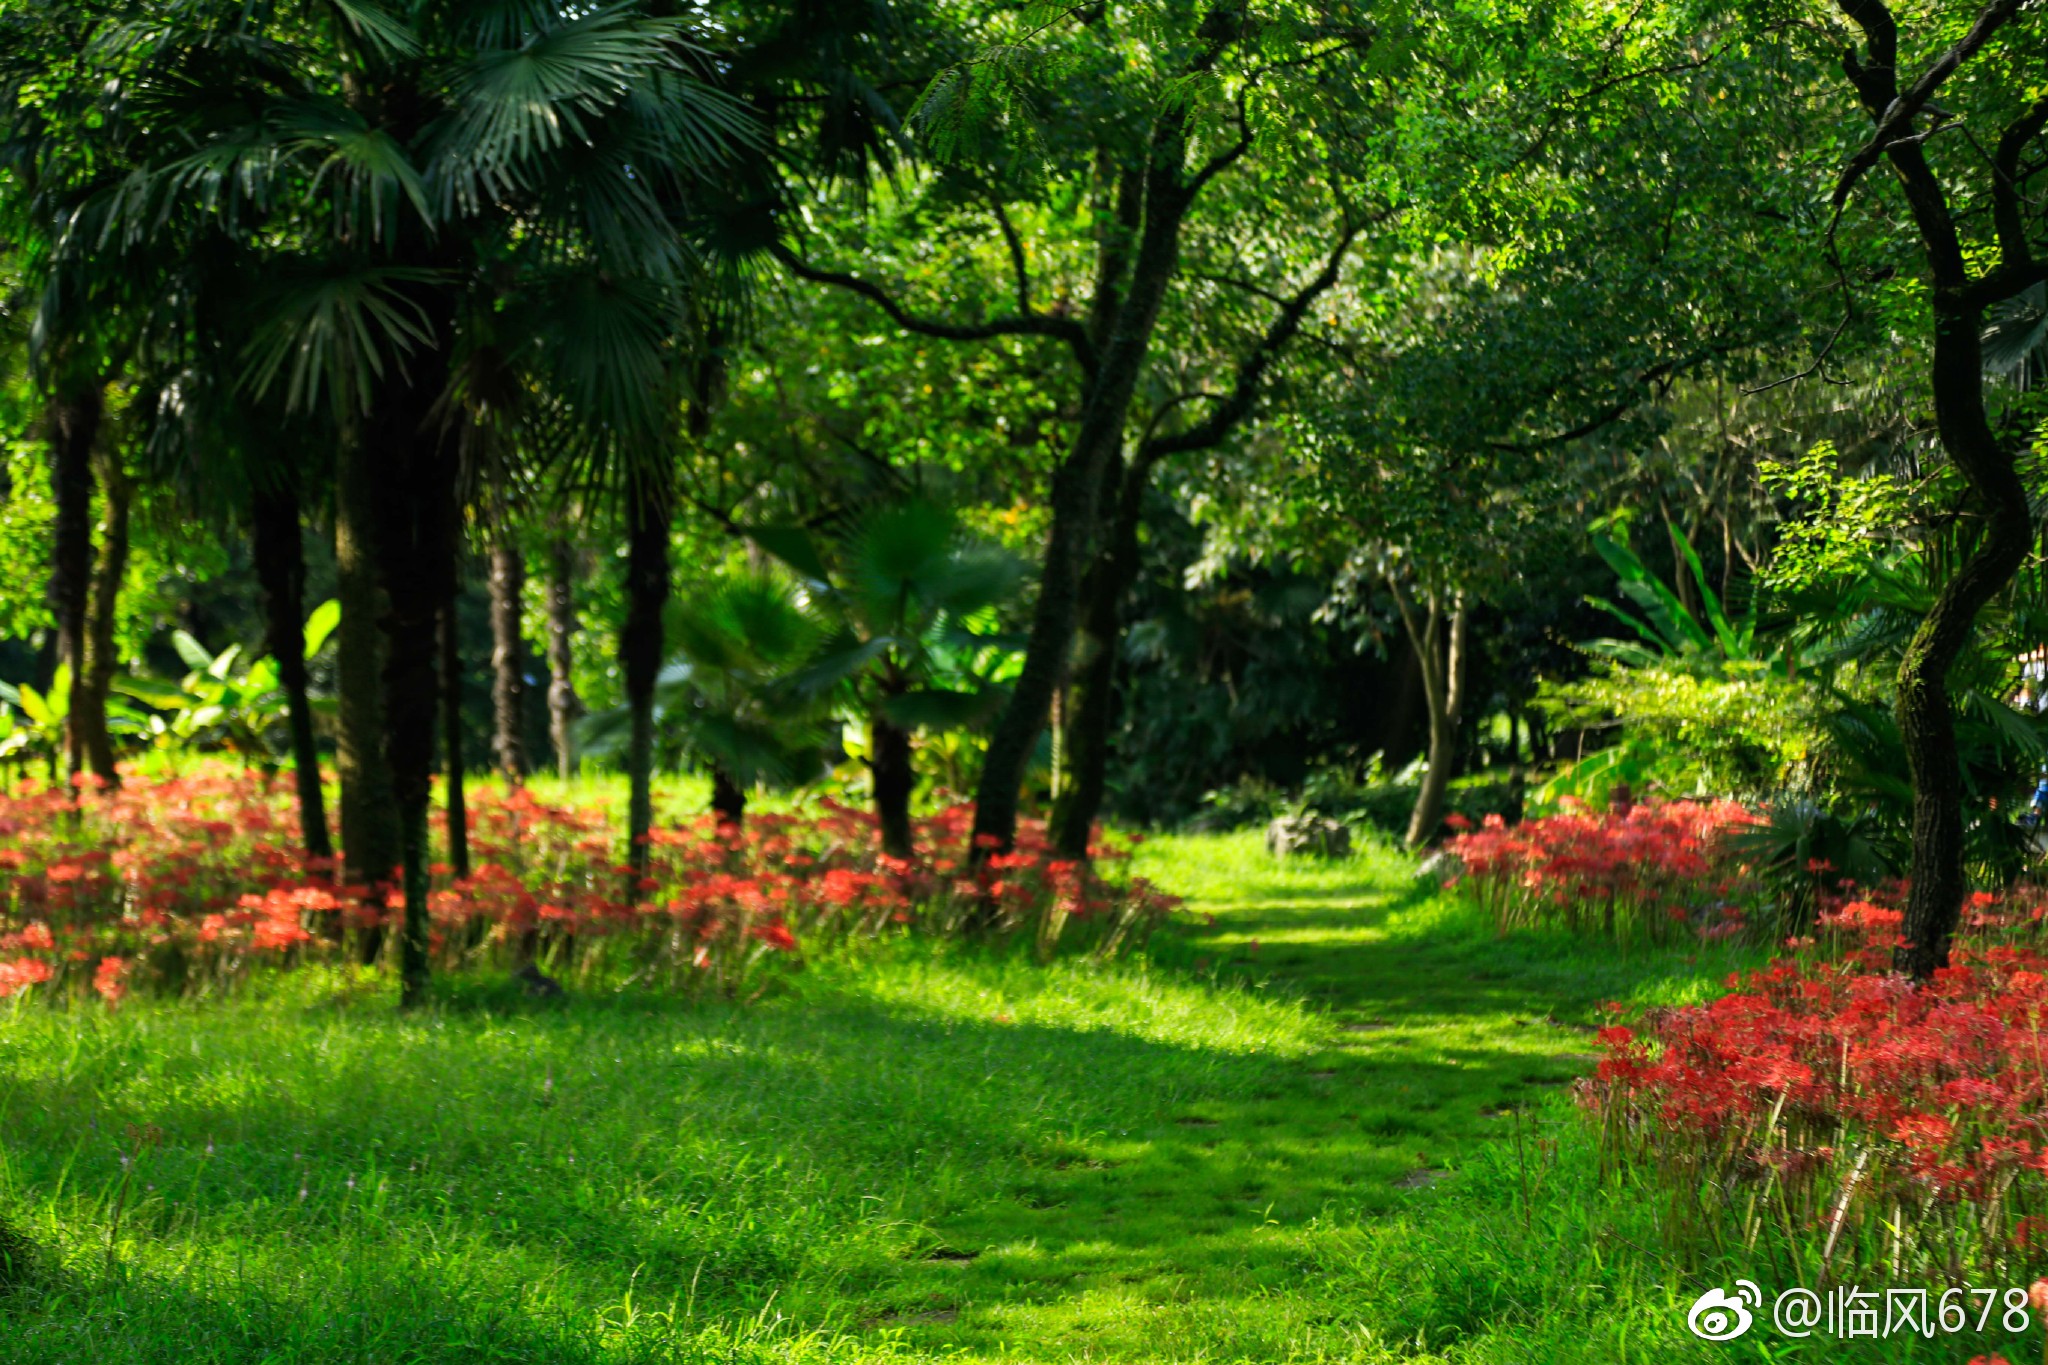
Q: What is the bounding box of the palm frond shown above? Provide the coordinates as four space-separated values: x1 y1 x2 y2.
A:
431 7 699 211
329 0 420 60
275 99 431 241
239 264 442 417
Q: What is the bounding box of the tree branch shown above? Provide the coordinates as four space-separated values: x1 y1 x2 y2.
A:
1992 95 2048 273
1489 350 1717 451
771 242 1096 376
1139 221 1362 462
1183 88 1252 202
988 191 1033 315
1832 0 2026 214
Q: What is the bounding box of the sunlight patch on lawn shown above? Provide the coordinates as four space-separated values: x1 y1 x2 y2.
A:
814 951 1329 1059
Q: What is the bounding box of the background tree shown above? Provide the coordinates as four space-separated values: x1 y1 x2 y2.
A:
769 2 1386 856
1790 0 2048 977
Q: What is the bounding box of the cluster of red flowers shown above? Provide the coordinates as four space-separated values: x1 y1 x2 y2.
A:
1441 800 1762 943
0 765 1180 1005
1588 881 2048 1281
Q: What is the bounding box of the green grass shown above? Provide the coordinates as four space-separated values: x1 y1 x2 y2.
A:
0 828 2035 1362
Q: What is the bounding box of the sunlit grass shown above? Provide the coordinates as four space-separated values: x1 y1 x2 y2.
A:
0 823 2035 1362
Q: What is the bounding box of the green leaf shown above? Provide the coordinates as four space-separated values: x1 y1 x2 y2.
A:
747 526 833 584
16 683 51 727
170 630 216 674
329 0 421 59
783 638 893 701
111 676 192 710
1581 595 1663 651
1591 533 1710 655
241 266 442 418
1672 528 1741 657
303 600 342 657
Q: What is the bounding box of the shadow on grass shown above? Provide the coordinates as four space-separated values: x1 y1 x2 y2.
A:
0 857 1762 1363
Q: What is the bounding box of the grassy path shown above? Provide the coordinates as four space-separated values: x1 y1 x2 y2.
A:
1 832 1775 1363
871 832 1748 1362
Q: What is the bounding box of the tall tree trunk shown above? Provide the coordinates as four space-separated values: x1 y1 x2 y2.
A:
251 479 333 863
546 539 581 782
1825 7 2047 977
1893 308 2032 977
46 381 100 783
871 690 914 860
76 443 129 787
440 580 470 880
620 470 672 890
1393 585 1469 849
1049 450 1158 859
369 368 456 1009
335 432 402 948
489 540 527 783
969 157 1198 855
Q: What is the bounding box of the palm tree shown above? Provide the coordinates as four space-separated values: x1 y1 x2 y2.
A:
65 0 756 1003
586 573 829 831
758 500 1024 858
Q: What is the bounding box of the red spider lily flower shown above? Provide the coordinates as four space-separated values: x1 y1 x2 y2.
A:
0 957 53 997
93 955 131 1006
749 923 798 952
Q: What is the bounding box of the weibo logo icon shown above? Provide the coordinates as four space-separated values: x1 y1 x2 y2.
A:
1686 1281 1761 1341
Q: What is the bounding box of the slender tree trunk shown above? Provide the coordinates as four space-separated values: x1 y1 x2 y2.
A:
76 444 128 787
621 470 672 889
489 540 526 783
710 766 746 829
871 691 914 859
1394 586 1469 849
969 165 1197 855
335 432 401 957
369 366 456 1009
1822 14 2048 977
1894 311 2032 976
46 381 100 783
1048 593 1119 860
251 479 333 863
1049 450 1158 859
546 539 581 782
440 580 470 880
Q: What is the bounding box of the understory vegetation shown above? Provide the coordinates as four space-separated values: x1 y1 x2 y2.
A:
9 0 2048 1359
